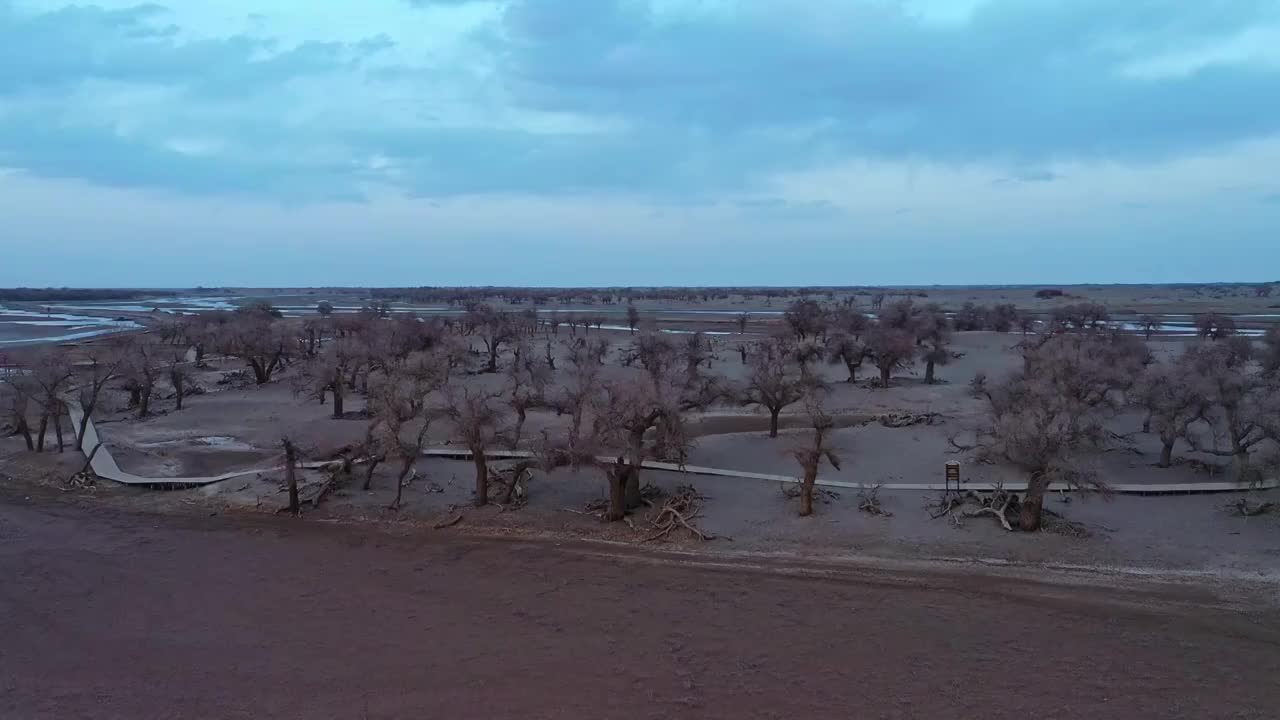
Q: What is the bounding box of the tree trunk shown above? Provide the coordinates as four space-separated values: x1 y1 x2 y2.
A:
769 408 780 438
250 359 269 385
128 388 141 408
487 344 499 373
138 389 151 418
1019 472 1050 531
512 407 526 450
472 449 489 507
624 432 644 509
283 440 299 516
390 455 413 510
53 413 64 453
363 455 383 491
332 381 344 419
16 415 33 451
879 365 891 387
195 343 206 368
1158 439 1174 468
37 415 48 453
75 403 93 451
1231 451 1251 483
844 360 858 383
606 464 627 522
798 469 816 517
925 360 936 384
1142 411 1152 434
175 378 185 411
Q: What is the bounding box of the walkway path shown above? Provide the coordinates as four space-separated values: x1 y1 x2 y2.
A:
67 401 1276 494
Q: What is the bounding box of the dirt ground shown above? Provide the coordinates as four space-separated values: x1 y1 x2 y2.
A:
2 494 1278 720
3 329 1278 579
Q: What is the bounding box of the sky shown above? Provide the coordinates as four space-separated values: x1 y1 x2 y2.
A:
1 0 1279 287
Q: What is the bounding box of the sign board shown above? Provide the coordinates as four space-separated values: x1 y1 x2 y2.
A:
945 461 961 492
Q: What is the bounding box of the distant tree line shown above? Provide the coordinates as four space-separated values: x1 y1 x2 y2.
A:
0 288 177 302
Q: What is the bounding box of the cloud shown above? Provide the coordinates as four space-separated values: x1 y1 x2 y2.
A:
1 0 1278 203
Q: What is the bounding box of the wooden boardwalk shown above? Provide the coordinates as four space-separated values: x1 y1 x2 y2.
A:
65 401 1277 494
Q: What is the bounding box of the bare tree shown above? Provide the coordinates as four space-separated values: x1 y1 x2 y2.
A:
1133 358 1208 468
1262 325 1280 378
783 298 827 341
506 354 551 448
588 371 698 520
1182 340 1274 481
1195 313 1237 340
466 305 517 373
917 305 952 384
22 348 76 452
790 395 841 517
295 335 362 419
164 348 195 412
1016 312 1037 336
972 333 1142 530
442 387 511 507
826 333 866 383
1 358 38 450
282 437 300 516
866 326 916 387
216 315 289 384
625 304 640 335
363 353 444 505
1138 314 1161 340
742 339 815 437
74 342 125 450
736 312 750 335
119 337 161 419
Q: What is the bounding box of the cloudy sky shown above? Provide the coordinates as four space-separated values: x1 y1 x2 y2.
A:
2 0 1279 287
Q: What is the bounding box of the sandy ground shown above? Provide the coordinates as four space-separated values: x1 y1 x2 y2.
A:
2 494 1278 720
3 330 1277 580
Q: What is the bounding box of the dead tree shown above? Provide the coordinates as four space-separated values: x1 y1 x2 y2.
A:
626 304 640 334
1138 314 1160 340
1195 313 1237 340
466 305 516 373
741 339 814 438
1182 340 1275 482
1262 326 1280 378
826 332 866 383
866 325 916 387
215 315 289 384
294 336 361 419
970 333 1142 530
165 348 194 412
916 305 952 384
362 352 445 501
23 348 76 452
282 437 300 516
591 376 693 517
74 342 124 450
506 355 551 449
790 397 841 517
1133 357 1209 467
1 361 38 450
119 337 160 419
783 299 828 341
442 386 511 507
